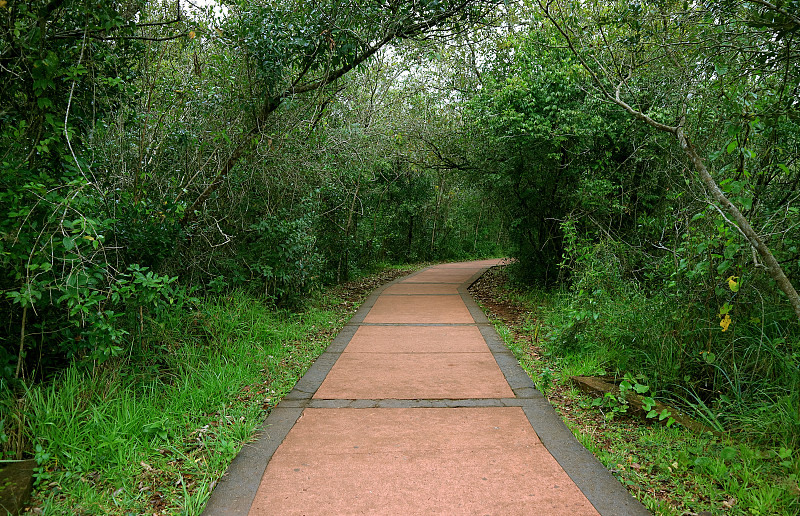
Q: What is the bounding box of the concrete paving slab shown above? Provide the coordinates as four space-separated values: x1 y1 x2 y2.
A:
314 352 514 399
301 398 522 409
382 282 461 295
342 325 490 353
202 406 304 516
325 324 358 353
249 407 599 516
437 259 507 268
460 290 491 323
520 399 652 516
401 268 484 283
203 259 651 516
363 295 474 324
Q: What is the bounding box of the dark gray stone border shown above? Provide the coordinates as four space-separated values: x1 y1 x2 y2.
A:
281 398 532 408
464 267 651 516
200 406 304 516
202 263 651 516
519 398 652 515
358 322 480 327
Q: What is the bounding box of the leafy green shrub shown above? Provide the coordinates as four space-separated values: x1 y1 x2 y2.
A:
245 210 322 306
546 217 800 447
112 196 184 270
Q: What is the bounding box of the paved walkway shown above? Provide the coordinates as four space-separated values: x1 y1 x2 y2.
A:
203 261 651 515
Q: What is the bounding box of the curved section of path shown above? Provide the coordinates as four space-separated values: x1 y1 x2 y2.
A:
203 260 651 515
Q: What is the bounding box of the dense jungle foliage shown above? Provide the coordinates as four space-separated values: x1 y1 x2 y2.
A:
0 0 505 388
1 0 799 512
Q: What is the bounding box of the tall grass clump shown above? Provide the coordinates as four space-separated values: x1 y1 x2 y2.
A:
6 290 341 515
539 220 800 449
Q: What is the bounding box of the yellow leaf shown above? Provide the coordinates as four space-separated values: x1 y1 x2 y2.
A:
0 0 7 8
720 314 732 332
727 275 739 292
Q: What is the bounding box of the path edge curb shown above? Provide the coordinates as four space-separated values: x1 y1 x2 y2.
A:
202 262 652 516
468 265 652 516
201 266 432 515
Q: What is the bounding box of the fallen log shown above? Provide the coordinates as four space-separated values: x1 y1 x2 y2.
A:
570 376 718 435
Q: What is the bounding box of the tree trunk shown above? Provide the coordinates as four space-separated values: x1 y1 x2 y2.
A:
338 183 360 283
15 306 27 380
474 201 484 253
407 215 414 253
538 2 800 320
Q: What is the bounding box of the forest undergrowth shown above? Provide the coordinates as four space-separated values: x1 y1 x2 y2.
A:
470 266 800 516
13 265 419 515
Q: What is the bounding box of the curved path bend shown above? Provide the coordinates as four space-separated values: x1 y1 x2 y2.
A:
203 260 651 515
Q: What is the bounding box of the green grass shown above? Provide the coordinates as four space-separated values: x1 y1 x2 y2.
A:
477 270 800 516
17 290 355 515
13 261 430 515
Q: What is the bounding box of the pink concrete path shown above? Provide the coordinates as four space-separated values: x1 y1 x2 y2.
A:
203 260 651 516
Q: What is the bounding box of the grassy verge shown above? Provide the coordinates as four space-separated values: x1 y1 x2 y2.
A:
470 267 800 516
18 265 419 515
